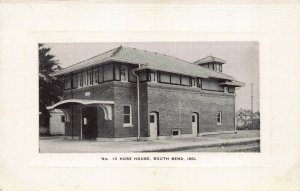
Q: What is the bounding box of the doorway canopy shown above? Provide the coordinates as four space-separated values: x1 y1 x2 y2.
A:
46 99 114 120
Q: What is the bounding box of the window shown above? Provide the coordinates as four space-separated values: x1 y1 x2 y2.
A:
191 78 197 87
123 106 132 126
220 65 222 72
192 115 195 122
64 76 71 89
88 70 93 85
159 72 171 83
198 78 202 88
216 64 220 72
150 115 155 123
150 71 156 82
217 112 222 125
181 75 190 86
228 86 235 93
224 87 228 93
82 71 87 86
98 66 103 83
128 65 137 82
72 74 78 89
139 70 147 82
170 73 180 84
103 64 114 81
79 73 83 87
114 63 120 81
173 130 179 136
93 68 99 84
120 66 127 81
61 115 65 122
172 129 181 136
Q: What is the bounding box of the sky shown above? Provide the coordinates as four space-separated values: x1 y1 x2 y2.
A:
44 42 260 112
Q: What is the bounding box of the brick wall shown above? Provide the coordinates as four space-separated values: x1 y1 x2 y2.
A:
146 82 235 136
62 80 235 139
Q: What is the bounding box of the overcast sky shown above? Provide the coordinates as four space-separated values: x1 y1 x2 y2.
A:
45 42 259 112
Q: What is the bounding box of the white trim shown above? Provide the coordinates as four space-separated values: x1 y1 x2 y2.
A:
47 99 114 110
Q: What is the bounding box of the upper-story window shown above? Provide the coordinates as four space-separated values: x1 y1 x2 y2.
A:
150 71 156 82
170 73 180 84
88 70 93 85
93 68 99 84
191 78 197 87
82 71 87 87
215 64 220 72
198 78 202 88
228 86 235 93
64 75 71 89
120 65 128 82
78 73 83 88
98 66 103 83
103 64 114 81
72 74 78 88
181 75 190 86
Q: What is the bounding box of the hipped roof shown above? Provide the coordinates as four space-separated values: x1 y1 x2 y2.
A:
53 46 234 80
194 56 226 65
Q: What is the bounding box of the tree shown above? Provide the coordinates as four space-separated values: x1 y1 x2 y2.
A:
39 44 63 130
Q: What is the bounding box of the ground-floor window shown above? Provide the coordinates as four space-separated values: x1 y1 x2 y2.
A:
123 105 132 127
217 111 222 125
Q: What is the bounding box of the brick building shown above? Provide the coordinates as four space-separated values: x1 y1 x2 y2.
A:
47 46 244 141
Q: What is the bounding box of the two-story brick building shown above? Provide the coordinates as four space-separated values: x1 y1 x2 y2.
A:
47 46 244 141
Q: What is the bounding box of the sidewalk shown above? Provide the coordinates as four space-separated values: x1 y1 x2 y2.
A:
39 130 260 153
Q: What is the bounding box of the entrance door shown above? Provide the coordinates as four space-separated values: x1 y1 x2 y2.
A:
149 112 158 140
192 113 198 136
82 107 98 140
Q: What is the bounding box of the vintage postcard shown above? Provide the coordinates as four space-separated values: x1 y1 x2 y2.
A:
1 2 299 191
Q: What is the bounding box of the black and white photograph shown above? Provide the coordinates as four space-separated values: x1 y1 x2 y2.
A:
39 42 260 153
1 2 300 191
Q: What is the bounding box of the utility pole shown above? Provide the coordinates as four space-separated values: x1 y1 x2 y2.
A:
251 83 254 129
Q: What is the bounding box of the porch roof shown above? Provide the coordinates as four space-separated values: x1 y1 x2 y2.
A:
218 80 245 87
46 99 114 110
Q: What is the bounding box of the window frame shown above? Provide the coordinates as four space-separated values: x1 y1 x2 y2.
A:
123 105 133 127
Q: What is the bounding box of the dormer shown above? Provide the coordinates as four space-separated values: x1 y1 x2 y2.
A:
194 56 226 73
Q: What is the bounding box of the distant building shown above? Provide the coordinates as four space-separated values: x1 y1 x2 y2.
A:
236 109 252 127
47 46 244 141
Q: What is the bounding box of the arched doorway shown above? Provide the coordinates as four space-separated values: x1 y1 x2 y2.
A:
82 106 98 140
47 99 114 140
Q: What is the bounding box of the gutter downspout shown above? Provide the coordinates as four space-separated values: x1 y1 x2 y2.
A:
132 64 141 141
